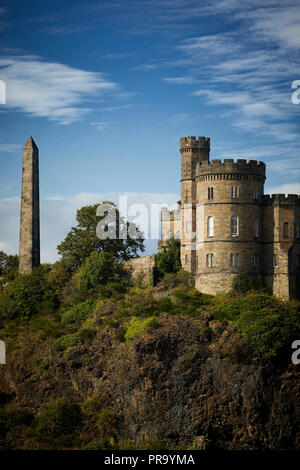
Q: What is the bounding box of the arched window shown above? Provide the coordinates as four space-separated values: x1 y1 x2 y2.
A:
283 222 289 238
207 216 214 237
206 253 215 267
231 215 239 236
229 253 239 267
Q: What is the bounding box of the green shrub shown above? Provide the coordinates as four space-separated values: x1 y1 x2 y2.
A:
35 399 82 438
115 327 126 342
236 306 299 358
232 273 250 293
52 333 82 352
78 327 96 342
0 269 49 321
61 300 96 325
155 238 181 278
125 316 159 342
79 251 119 291
97 409 117 439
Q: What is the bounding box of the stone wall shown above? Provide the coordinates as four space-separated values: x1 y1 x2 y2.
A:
124 254 156 286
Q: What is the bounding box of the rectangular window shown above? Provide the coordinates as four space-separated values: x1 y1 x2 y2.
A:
231 216 239 236
230 253 234 267
231 186 239 199
283 222 289 238
235 253 239 267
273 254 279 267
253 254 259 268
211 253 215 267
185 254 188 264
206 253 209 267
208 187 214 200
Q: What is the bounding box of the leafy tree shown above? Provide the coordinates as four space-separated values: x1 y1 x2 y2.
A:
155 238 181 279
79 251 119 291
0 266 57 321
57 202 144 272
0 251 7 275
35 399 82 438
2 254 19 281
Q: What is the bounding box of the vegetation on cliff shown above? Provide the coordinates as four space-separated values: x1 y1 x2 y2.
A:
0 205 299 450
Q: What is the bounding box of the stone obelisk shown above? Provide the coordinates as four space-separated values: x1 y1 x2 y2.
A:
19 137 40 273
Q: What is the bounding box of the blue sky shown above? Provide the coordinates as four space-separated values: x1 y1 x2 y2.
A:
0 0 299 261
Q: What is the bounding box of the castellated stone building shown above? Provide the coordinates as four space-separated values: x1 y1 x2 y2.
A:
159 136 300 300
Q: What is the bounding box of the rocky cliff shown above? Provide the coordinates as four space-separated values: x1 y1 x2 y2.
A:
0 291 299 450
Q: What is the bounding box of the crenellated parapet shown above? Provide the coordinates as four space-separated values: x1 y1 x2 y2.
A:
194 158 266 182
180 136 210 152
263 194 300 207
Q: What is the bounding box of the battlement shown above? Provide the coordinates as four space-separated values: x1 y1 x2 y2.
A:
194 158 266 179
161 206 181 221
180 136 210 150
263 194 300 206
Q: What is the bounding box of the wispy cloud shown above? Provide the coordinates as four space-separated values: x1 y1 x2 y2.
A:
0 56 119 124
0 143 22 152
163 76 201 85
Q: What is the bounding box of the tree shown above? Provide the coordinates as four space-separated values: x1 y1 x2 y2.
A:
79 251 119 291
155 238 181 278
57 202 145 272
0 251 7 275
2 255 19 281
0 266 56 321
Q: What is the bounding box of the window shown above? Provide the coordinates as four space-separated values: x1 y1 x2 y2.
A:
184 189 188 203
185 254 188 264
175 230 181 240
231 186 239 199
254 217 259 238
273 254 279 267
208 187 214 200
206 253 215 267
283 222 289 238
231 215 239 236
207 216 214 237
296 224 300 239
235 253 239 267
230 253 239 267
253 190 259 200
253 254 259 269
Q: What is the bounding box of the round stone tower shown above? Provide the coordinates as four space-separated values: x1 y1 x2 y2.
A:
180 136 210 272
193 157 266 294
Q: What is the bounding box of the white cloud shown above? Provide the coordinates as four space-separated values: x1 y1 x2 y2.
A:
0 143 22 152
265 182 300 195
163 76 201 85
0 56 118 124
